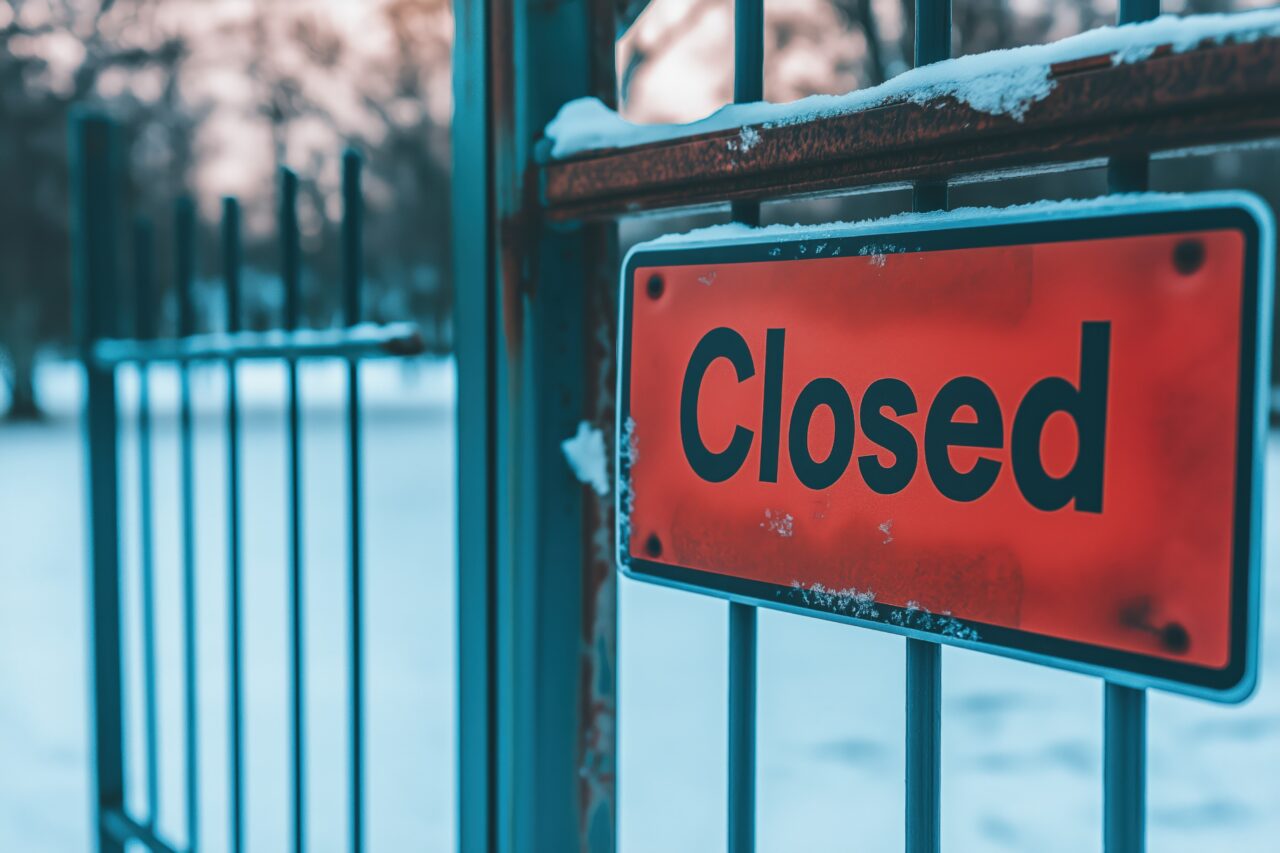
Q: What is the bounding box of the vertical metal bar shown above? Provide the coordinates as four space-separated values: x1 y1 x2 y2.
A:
222 196 245 853
1103 3 1155 850
1118 0 1160 19
453 0 496 845
134 217 161 831
914 0 951 74
727 601 757 853
905 639 941 853
341 149 365 853
175 195 200 853
912 0 951 213
280 167 306 853
907 4 949 852
1107 0 1159 196
73 111 127 853
729 0 764 227
476 0 618 849
728 3 763 851
1104 683 1147 853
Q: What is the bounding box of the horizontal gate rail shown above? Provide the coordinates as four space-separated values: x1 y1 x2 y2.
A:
91 323 425 365
539 34 1280 220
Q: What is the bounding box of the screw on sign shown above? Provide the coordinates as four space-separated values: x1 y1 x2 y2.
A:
616 194 1274 702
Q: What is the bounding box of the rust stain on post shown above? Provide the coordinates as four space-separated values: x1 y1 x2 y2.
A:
577 1 620 849
575 226 619 853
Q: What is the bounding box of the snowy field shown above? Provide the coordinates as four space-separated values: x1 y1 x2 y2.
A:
1 360 1277 852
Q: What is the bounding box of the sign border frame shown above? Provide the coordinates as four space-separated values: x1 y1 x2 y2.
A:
615 192 1274 703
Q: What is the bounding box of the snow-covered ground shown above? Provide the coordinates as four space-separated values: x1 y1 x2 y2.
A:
1 360 1277 851
0 360 457 853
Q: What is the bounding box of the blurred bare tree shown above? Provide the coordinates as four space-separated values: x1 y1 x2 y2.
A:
0 0 190 418
209 0 454 349
357 0 454 347
0 0 456 419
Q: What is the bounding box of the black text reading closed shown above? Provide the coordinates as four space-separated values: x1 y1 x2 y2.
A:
678 322 1111 512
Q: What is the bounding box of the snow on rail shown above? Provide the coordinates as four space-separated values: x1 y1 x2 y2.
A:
626 192 1200 252
545 10 1280 159
625 190 1280 256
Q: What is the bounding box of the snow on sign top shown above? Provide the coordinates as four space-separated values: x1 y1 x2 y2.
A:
544 10 1280 160
626 193 1224 252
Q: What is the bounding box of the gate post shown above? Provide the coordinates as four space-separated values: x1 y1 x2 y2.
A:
727 2 763 851
454 1 619 851
452 0 495 845
71 111 126 853
906 3 951 852
1103 2 1158 851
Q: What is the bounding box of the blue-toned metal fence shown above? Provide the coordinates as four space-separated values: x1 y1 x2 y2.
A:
76 0 1280 851
74 113 424 853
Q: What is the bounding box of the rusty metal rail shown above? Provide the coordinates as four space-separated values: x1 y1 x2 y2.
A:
540 36 1280 221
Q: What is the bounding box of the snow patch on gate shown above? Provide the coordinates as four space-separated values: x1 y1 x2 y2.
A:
562 420 610 497
788 581 881 620
890 601 982 641
616 416 639 563
726 125 762 153
545 10 1280 158
859 243 901 267
783 582 982 641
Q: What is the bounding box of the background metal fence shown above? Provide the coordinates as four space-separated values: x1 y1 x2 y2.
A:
74 112 424 853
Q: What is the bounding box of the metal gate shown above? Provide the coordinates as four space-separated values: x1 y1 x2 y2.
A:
78 0 1280 852
75 114 426 853
454 0 1280 852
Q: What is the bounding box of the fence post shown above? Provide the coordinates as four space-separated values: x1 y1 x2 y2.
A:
279 167 307 853
1103 2 1157 851
223 195 246 853
454 0 619 851
341 148 367 853
728 1 763 852
174 195 201 853
452 0 496 846
132 217 161 833
906 3 950 852
1104 683 1146 852
72 111 126 853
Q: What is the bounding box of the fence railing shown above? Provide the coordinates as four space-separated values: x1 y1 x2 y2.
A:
539 19 1280 222
73 112 425 853
511 1 1274 853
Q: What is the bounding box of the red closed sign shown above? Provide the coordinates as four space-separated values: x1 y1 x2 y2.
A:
617 195 1273 701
